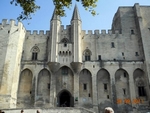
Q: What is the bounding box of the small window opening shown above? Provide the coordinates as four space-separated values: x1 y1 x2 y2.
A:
122 52 124 56
107 95 109 99
62 67 68 75
131 30 134 34
138 86 146 96
104 83 107 90
98 55 101 60
135 52 139 56
47 83 50 89
93 65 95 68
85 56 90 61
8 30 10 33
64 43 67 47
111 42 115 48
69 51 71 55
123 57 125 60
123 88 126 95
89 93 91 97
114 59 116 61
59 51 61 55
83 83 87 90
124 72 127 77
32 52 38 60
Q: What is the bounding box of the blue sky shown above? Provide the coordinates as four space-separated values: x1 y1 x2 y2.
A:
0 0 150 31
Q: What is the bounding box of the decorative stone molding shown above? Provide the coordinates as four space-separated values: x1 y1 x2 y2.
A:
70 62 82 73
48 62 60 73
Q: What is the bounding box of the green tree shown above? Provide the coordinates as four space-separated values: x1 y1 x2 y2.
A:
10 0 98 20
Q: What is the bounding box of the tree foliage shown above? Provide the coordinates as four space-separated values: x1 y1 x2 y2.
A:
10 0 98 21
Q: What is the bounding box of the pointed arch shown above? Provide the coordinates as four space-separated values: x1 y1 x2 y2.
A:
61 38 70 47
115 69 130 99
79 69 92 106
83 49 92 61
133 68 147 97
31 46 40 60
18 69 33 96
17 69 33 107
31 46 40 53
57 89 73 107
55 66 74 95
97 69 110 102
61 38 70 43
37 69 51 97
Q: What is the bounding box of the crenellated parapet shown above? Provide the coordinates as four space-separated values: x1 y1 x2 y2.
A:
60 25 71 40
0 19 26 32
82 29 121 35
61 25 71 34
81 29 123 39
26 30 50 36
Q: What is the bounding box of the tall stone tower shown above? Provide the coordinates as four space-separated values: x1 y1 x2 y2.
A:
49 8 61 62
71 5 82 63
0 20 26 108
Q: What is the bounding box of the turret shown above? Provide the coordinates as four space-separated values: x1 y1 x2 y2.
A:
49 8 61 62
71 5 82 62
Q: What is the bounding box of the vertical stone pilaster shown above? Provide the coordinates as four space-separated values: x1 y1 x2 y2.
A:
74 73 79 107
128 70 136 110
110 73 117 110
33 68 38 107
92 73 98 113
49 73 56 107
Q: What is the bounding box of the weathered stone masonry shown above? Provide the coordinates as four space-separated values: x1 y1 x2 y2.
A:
0 3 150 113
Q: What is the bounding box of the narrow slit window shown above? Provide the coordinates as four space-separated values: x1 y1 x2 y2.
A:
107 95 109 99
104 83 107 90
111 42 115 48
122 52 124 56
64 43 67 47
138 86 146 96
123 88 126 95
131 30 134 34
124 72 127 77
47 83 50 89
98 55 101 60
135 52 139 56
83 83 87 90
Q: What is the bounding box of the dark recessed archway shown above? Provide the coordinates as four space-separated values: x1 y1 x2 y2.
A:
57 90 73 107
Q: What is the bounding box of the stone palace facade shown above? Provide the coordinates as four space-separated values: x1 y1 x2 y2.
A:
0 3 150 113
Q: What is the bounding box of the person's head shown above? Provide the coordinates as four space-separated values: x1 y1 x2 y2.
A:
21 110 24 113
104 107 114 113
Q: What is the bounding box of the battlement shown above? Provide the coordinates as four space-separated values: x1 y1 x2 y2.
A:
82 29 121 35
26 30 50 35
0 19 26 31
61 25 71 30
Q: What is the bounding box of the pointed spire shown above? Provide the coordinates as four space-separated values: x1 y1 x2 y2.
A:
51 8 60 21
71 4 81 21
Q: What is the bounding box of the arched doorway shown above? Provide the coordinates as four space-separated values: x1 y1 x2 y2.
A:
57 90 73 107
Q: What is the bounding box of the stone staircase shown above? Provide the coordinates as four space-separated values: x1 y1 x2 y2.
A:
2 107 95 113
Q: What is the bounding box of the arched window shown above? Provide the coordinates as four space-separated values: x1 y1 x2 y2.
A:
137 80 146 96
83 49 92 61
61 38 70 47
31 46 40 60
61 66 68 75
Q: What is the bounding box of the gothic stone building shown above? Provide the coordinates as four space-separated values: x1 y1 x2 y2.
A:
0 3 150 113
